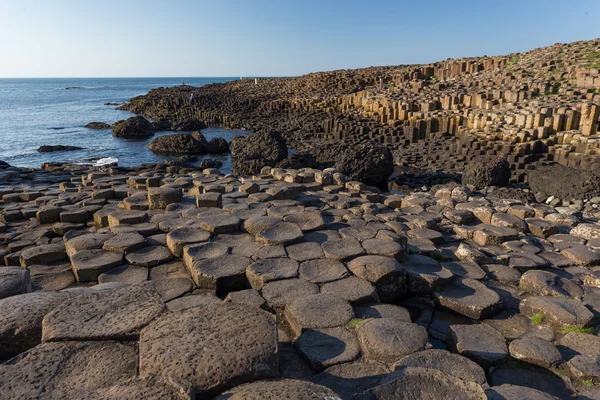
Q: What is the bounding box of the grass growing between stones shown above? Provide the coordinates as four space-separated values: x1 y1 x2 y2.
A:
530 313 544 326
560 326 595 335
430 251 445 262
584 379 595 388
347 318 366 329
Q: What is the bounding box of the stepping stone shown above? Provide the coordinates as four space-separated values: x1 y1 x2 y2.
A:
312 361 389 399
42 283 164 341
558 331 600 360
261 278 319 309
166 227 211 257
393 349 486 385
361 237 406 261
482 264 522 285
354 303 411 322
70 249 123 282
322 238 365 260
407 228 445 244
102 232 146 254
285 294 353 337
151 276 194 302
519 270 583 298
256 222 304 246
0 292 69 361
538 251 572 268
509 336 562 368
352 367 486 400
88 376 192 399
441 260 486 280
526 218 559 238
447 324 508 367
110 222 159 237
294 327 360 371
356 319 428 363
166 294 222 312
562 245 600 266
285 242 324 261
299 259 349 283
491 213 528 233
489 363 572 399
520 296 594 328
304 229 342 243
139 303 278 396
196 192 222 208
267 205 305 219
224 289 266 308
435 277 502 320
183 242 229 268
567 354 600 382
29 263 75 291
485 384 560 400
246 258 299 289
339 226 377 241
107 210 147 227
214 379 337 400
321 276 378 305
98 264 149 284
200 214 241 234
0 267 31 299
125 245 173 268
444 209 474 225
404 254 454 294
283 211 325 232
347 255 407 302
243 216 281 235
0 341 138 400
20 243 67 266
251 244 286 259
239 182 260 194
572 223 600 240
148 187 182 209
189 254 251 296
471 224 518 246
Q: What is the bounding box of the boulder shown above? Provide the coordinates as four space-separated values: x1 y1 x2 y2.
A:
230 131 288 175
37 145 83 152
461 156 510 188
199 158 223 169
214 379 338 400
147 133 207 154
527 163 600 201
85 122 111 129
171 119 207 131
111 116 154 138
206 137 230 153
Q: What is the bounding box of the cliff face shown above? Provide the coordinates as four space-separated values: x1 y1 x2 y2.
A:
122 38 600 183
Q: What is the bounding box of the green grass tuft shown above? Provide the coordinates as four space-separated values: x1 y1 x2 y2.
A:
560 326 595 335
347 318 366 329
530 313 544 326
584 379 595 388
430 251 445 261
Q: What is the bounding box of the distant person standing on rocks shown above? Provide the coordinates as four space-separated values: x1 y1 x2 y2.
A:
190 93 196 104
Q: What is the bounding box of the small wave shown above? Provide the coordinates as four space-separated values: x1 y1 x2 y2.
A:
93 157 118 166
64 86 83 90
49 127 67 130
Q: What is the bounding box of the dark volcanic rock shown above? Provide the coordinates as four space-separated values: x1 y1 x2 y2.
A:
172 119 207 131
85 122 111 129
112 116 154 138
147 133 207 155
527 163 600 201
152 119 172 131
206 137 230 154
277 152 320 169
37 145 83 153
230 131 288 175
199 158 223 169
462 156 510 188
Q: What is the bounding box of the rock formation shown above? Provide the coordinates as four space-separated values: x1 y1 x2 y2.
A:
112 116 154 139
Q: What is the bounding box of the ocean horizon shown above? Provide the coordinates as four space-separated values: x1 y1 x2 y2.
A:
0 77 250 170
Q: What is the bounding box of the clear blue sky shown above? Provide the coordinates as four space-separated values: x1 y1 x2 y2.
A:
1 0 599 77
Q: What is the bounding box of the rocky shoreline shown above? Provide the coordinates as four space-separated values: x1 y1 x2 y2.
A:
0 150 599 398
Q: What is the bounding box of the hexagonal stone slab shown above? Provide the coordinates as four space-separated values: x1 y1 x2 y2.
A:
200 214 241 234
0 267 31 299
361 237 406 261
246 258 299 289
320 276 378 305
485 384 560 400
299 258 349 284
189 254 252 296
183 242 229 269
294 327 360 371
508 336 561 368
42 283 164 341
125 245 173 268
435 277 502 320
0 292 69 361
102 232 146 254
393 349 486 385
98 264 149 285
0 341 138 400
256 222 304 246
87 376 191 399
139 303 278 396
312 361 389 399
347 255 407 302
285 294 354 337
520 296 594 328
404 254 454 294
356 319 428 364
261 278 319 309
283 211 325 232
70 249 123 282
243 216 281 235
214 379 338 400
519 270 582 298
447 324 508 367
285 242 324 261
322 238 365 261
225 289 266 308
166 227 211 257
352 367 486 400
354 303 411 322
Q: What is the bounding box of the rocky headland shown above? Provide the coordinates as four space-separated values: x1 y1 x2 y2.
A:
0 39 600 399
